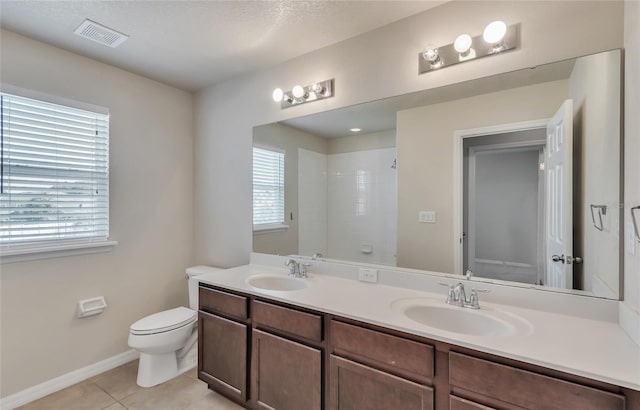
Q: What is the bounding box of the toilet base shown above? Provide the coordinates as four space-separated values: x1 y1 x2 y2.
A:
137 352 178 387
136 342 197 388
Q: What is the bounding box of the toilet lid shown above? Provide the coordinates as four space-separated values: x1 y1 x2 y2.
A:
130 307 197 335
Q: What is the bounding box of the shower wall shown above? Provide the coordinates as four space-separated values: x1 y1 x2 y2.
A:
327 147 397 265
298 147 397 265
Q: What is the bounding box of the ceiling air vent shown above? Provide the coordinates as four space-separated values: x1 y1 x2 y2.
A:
74 19 129 48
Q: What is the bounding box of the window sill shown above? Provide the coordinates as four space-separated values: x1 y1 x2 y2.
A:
0 239 118 264
253 223 290 234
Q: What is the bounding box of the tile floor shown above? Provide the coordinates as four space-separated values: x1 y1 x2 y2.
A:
17 361 243 410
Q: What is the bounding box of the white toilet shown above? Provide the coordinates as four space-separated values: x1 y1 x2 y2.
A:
128 266 219 387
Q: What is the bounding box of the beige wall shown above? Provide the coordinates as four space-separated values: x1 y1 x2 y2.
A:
395 80 568 272
194 1 624 270
327 130 396 155
623 0 640 344
568 51 621 297
0 30 194 396
252 123 327 256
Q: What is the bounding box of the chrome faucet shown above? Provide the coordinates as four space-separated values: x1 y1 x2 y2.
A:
440 282 489 309
285 258 309 278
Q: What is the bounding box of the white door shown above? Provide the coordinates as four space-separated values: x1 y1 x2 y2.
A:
545 99 573 288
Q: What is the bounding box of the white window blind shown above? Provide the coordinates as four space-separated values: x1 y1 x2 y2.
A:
0 92 110 248
253 146 285 227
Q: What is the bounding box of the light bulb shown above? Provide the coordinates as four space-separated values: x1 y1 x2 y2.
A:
483 20 507 44
350 128 362 133
423 44 439 63
272 88 283 102
311 83 325 94
454 34 472 54
292 85 305 99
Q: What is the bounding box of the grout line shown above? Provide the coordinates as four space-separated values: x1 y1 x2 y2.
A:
92 380 119 409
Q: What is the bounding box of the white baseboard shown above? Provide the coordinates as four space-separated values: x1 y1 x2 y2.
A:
620 301 640 347
0 349 139 410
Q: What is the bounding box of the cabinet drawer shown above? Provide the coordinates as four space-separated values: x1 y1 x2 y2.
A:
199 286 248 320
252 300 323 342
331 320 434 383
449 352 625 410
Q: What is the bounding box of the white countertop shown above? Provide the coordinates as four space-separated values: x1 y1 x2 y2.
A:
193 263 640 391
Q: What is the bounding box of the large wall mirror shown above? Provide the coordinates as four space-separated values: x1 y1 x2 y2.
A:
253 49 622 300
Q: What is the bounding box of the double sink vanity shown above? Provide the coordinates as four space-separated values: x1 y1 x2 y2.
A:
191 256 640 410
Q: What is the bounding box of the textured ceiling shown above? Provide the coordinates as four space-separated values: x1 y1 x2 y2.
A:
0 1 445 91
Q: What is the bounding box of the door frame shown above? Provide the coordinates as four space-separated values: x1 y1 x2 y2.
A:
466 143 545 276
452 119 548 275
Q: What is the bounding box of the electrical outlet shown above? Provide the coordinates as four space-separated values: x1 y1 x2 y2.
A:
358 268 378 283
419 211 436 223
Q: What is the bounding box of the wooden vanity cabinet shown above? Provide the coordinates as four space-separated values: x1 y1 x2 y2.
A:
198 286 250 405
198 284 639 410
250 299 325 410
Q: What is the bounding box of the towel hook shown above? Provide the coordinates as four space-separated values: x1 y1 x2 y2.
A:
632 205 640 243
590 204 607 231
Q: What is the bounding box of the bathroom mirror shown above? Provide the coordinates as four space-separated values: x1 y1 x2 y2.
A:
253 49 622 300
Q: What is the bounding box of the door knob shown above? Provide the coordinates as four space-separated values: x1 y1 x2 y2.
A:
551 254 583 264
566 256 583 264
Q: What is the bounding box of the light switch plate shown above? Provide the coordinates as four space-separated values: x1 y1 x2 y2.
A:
358 268 378 283
419 211 436 223
626 222 636 256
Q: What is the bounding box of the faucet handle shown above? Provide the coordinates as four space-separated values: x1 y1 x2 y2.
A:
284 258 298 276
300 262 311 277
439 282 457 304
467 288 490 309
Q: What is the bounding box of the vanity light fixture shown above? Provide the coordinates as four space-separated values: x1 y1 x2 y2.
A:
419 21 518 74
272 79 334 109
350 128 362 132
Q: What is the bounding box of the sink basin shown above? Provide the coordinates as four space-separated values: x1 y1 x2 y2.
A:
391 298 532 337
246 274 308 291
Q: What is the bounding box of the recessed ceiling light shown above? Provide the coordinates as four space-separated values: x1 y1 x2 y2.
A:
350 128 362 132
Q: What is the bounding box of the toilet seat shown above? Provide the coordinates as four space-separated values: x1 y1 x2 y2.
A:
130 307 197 336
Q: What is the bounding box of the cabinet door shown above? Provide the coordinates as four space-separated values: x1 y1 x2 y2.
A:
330 355 433 410
252 329 322 410
450 395 495 410
198 311 247 403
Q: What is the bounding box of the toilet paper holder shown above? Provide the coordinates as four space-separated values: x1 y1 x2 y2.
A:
77 296 107 318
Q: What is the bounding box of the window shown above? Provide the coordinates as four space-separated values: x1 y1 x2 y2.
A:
252 146 287 232
0 92 114 260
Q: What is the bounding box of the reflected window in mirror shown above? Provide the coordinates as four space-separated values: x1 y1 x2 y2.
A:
252 146 287 232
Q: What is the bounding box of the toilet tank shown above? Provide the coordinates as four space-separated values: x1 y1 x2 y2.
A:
185 266 221 310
